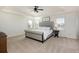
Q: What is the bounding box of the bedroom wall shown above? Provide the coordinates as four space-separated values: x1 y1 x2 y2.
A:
76 13 79 39
0 11 28 37
52 12 79 39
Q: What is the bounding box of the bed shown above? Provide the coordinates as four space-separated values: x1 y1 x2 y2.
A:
24 21 54 43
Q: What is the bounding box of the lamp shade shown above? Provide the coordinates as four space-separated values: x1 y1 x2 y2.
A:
28 20 32 28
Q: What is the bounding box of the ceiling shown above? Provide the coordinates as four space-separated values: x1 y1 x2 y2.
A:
0 6 79 16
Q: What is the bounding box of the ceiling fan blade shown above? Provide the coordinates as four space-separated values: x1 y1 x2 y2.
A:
37 9 43 11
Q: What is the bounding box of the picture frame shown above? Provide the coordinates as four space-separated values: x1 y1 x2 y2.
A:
42 16 50 21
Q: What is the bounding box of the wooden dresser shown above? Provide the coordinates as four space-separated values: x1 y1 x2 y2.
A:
0 32 7 53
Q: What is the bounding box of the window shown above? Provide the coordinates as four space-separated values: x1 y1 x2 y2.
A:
54 17 64 30
34 17 41 28
56 17 64 25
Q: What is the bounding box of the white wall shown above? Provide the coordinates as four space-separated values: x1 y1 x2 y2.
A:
0 11 28 37
76 13 79 39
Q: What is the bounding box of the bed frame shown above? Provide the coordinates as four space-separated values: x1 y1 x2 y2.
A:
25 21 54 43
24 30 53 43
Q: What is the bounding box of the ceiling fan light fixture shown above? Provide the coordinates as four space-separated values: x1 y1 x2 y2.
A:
34 6 43 13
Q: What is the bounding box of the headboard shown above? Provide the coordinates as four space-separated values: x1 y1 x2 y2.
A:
39 21 54 29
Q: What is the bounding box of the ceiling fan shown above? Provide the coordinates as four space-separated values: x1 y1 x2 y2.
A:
34 6 43 13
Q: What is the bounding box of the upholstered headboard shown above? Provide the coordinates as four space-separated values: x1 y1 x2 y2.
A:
39 21 54 29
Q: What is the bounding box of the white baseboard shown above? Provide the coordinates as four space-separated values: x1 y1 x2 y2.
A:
7 33 24 38
59 35 78 39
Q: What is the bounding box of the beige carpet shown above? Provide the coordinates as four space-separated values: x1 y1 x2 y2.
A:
7 36 79 53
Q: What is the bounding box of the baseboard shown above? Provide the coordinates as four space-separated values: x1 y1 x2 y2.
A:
59 35 78 40
7 33 24 39
7 33 78 40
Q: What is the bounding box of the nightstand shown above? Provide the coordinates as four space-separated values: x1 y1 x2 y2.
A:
53 30 59 37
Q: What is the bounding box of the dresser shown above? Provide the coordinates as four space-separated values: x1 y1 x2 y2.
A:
0 32 7 53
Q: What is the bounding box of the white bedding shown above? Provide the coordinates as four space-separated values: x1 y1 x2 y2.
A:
43 29 53 40
25 27 53 40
